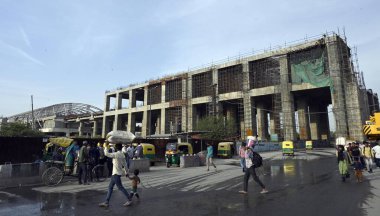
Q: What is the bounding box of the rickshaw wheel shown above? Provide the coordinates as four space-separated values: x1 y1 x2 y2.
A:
42 167 64 186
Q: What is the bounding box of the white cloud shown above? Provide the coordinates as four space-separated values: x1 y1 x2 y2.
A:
19 27 32 48
0 39 44 66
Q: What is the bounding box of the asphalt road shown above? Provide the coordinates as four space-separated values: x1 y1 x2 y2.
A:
1 148 380 216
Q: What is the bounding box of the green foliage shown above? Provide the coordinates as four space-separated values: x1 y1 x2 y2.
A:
0 122 44 137
194 115 238 140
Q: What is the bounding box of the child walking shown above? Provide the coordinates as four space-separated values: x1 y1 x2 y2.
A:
127 169 141 200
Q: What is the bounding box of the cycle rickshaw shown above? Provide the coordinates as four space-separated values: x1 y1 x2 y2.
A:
42 137 107 186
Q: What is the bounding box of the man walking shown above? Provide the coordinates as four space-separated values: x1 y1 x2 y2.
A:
372 142 380 168
78 141 89 185
239 142 246 172
362 141 374 173
99 143 132 208
206 143 217 172
239 145 268 194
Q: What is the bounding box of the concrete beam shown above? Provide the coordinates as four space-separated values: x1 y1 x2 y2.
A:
297 98 311 140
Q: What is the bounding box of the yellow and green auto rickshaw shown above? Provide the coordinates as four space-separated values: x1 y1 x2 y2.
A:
217 142 233 158
306 140 313 150
282 141 294 156
141 143 157 165
165 142 193 168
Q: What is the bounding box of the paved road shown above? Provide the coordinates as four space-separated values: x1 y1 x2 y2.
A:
1 148 380 216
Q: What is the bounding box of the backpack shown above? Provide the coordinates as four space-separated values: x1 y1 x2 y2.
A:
249 148 263 168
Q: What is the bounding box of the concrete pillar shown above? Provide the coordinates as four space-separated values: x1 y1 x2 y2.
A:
161 83 166 103
142 110 148 137
269 111 281 139
129 90 136 108
345 85 365 141
319 105 330 140
78 121 83 136
181 78 188 132
92 120 98 137
115 114 122 130
242 61 256 137
144 86 148 106
309 105 321 140
160 108 166 134
280 56 296 141
128 113 136 134
105 95 110 112
116 93 122 110
256 102 268 140
102 116 107 137
326 37 348 138
297 98 311 140
155 114 161 135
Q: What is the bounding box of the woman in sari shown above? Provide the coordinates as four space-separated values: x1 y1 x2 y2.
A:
337 145 349 182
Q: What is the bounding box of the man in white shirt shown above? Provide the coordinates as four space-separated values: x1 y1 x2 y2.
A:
99 143 132 208
372 143 380 168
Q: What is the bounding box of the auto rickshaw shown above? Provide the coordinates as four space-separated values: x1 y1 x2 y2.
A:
165 142 193 168
217 142 233 158
306 140 313 150
141 143 157 165
282 140 294 156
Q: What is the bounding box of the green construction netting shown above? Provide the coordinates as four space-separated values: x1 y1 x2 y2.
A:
290 52 333 92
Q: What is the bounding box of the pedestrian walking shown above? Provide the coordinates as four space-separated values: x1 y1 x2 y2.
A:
99 143 132 208
337 145 350 182
105 141 114 177
88 143 100 182
239 145 268 194
206 143 217 172
78 141 89 185
127 169 141 201
362 141 374 173
134 143 143 159
372 142 380 168
351 143 364 183
239 142 246 173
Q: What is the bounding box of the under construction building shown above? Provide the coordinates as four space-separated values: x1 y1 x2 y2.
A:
101 33 376 142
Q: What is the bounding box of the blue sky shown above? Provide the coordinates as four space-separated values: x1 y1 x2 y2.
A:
0 0 379 117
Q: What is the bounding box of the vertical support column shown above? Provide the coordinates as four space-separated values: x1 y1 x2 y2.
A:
256 102 268 140
326 37 348 138
116 93 122 110
129 90 136 108
297 97 311 140
115 114 122 130
128 113 136 134
309 105 321 140
160 108 166 134
102 116 107 137
187 76 193 132
105 95 110 112
78 121 83 136
242 61 255 138
181 78 187 132
280 56 297 141
142 86 149 137
161 83 166 103
93 120 98 137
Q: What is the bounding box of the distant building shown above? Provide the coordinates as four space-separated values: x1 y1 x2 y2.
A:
5 103 103 137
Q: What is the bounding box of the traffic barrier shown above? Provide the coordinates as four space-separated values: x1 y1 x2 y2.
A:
0 162 45 188
129 158 150 173
180 155 200 168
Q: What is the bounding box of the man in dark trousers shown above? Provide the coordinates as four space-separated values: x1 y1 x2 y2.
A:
78 141 89 185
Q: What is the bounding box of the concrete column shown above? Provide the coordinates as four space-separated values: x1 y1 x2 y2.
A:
116 93 122 110
142 110 148 137
182 78 188 132
129 90 136 108
309 105 321 140
160 108 166 134
256 102 268 140
92 120 98 137
105 95 110 112
115 114 122 130
280 56 296 141
319 105 330 140
345 85 365 141
269 111 281 138
297 98 311 140
128 113 136 134
161 83 166 103
78 121 83 136
187 77 193 132
242 61 256 137
102 116 107 137
326 36 348 138
155 114 161 135
144 86 148 106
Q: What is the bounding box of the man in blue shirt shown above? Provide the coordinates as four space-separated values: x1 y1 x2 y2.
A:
206 143 217 172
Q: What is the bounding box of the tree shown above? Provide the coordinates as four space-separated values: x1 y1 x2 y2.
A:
0 122 44 137
194 115 238 140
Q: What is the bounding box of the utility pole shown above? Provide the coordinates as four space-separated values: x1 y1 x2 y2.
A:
31 95 35 130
